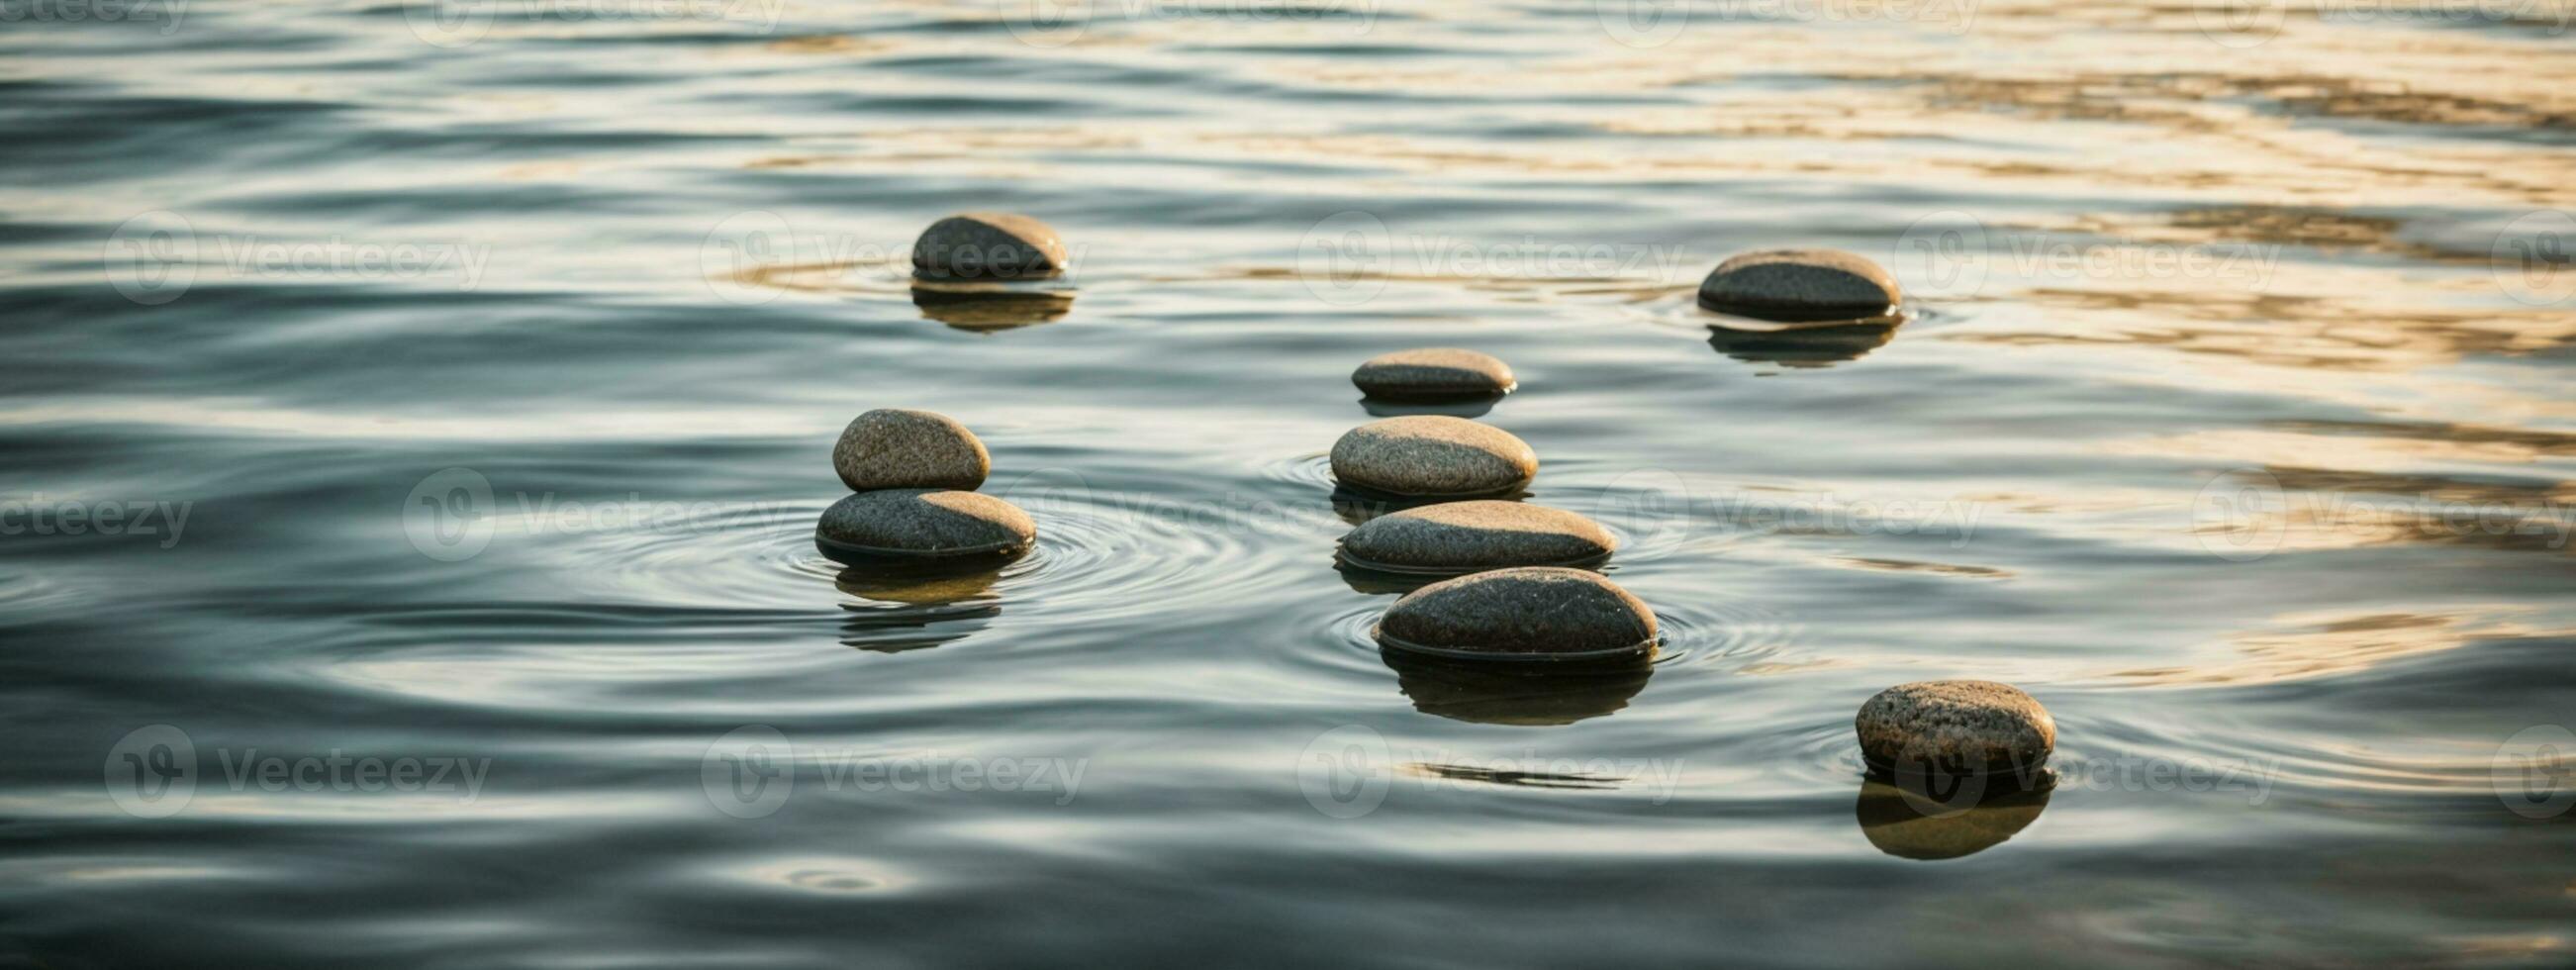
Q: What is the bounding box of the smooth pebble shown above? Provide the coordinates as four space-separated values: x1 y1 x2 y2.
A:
833 409 990 493
1330 416 1537 498
1351 348 1516 401
912 212 1069 281
1698 248 1901 322
1375 566 1658 661
1339 500 1615 574
1855 680 2055 775
814 489 1035 561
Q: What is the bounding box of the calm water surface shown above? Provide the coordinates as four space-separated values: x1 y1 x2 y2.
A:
4 1 2575 966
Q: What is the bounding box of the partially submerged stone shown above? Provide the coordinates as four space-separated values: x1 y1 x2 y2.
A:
833 409 990 493
1855 680 2055 775
1338 500 1615 574
1375 566 1658 661
1330 416 1538 498
912 212 1069 281
815 489 1035 561
1352 348 1516 401
1698 248 1901 322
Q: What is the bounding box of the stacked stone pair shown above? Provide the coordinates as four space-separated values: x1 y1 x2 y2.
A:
1329 350 1657 663
814 410 1036 564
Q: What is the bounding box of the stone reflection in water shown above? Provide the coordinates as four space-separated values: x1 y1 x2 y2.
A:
1707 320 1899 369
1382 649 1654 726
1329 484 1527 527
1358 396 1496 420
909 285 1075 333
1854 770 2053 861
833 560 1005 606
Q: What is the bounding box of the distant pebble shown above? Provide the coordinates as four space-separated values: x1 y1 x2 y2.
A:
833 409 990 493
1375 566 1658 661
1330 416 1537 498
1698 248 1901 322
1855 680 2055 775
912 212 1069 281
814 489 1035 561
1351 348 1516 401
1339 501 1615 574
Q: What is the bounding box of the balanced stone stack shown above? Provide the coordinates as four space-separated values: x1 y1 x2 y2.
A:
815 409 1036 563
1329 350 1659 662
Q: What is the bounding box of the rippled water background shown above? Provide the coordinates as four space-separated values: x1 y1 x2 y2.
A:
4 0 2575 965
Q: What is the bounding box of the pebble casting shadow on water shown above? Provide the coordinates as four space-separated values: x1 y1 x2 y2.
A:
821 216 2055 830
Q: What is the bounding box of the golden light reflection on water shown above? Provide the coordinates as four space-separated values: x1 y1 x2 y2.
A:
2111 609 2568 686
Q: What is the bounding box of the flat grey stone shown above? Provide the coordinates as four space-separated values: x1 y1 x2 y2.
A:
1855 680 2055 775
1330 416 1537 498
815 489 1036 560
833 409 990 493
1352 348 1516 400
1339 500 1615 574
1698 248 1901 322
911 212 1068 281
1375 566 1658 661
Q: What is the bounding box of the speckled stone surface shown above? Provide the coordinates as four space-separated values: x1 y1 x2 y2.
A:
814 489 1035 559
1375 566 1657 660
1339 501 1615 574
911 212 1069 280
1351 348 1516 400
832 409 991 493
1698 248 1901 322
1855 680 2055 774
1330 416 1538 498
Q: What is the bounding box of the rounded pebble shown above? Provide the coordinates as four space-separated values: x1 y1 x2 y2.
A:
1375 566 1658 661
1855 680 2055 775
814 489 1035 561
1698 248 1901 322
833 409 990 493
1329 416 1538 498
911 212 1069 281
1351 348 1516 401
1339 500 1615 574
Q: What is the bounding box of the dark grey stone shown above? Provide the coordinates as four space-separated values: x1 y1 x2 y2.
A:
1855 680 2055 774
1330 416 1537 498
1698 248 1901 322
1375 566 1658 661
833 409 990 493
911 212 1069 281
1352 348 1516 400
1339 500 1615 574
815 489 1035 560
